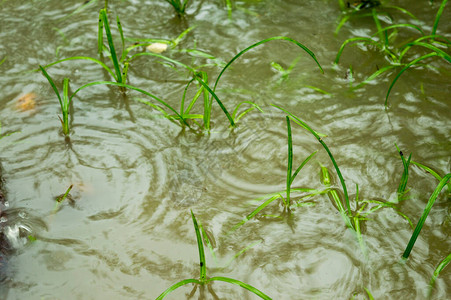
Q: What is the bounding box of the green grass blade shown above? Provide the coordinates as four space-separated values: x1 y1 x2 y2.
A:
69 81 188 126
430 252 451 287
352 65 398 90
127 52 196 73
372 8 388 47
400 41 451 63
232 101 263 123
432 0 448 36
385 52 439 107
39 66 63 109
272 105 352 217
402 173 451 259
395 143 411 201
199 223 217 264
334 37 381 64
195 74 235 128
155 278 201 300
116 15 125 60
272 105 326 138
291 151 318 185
207 277 271 300
199 72 211 130
100 9 122 83
385 5 418 19
39 56 116 81
191 210 206 282
372 23 425 38
411 160 451 193
229 194 281 233
62 78 70 135
0 56 6 66
213 36 323 93
286 116 293 207
172 25 196 47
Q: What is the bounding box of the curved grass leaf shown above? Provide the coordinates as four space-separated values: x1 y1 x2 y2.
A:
213 36 323 93
100 9 122 83
352 64 399 90
69 81 188 126
335 37 382 64
385 52 439 107
155 278 201 300
372 23 425 38
395 143 411 201
402 173 451 259
384 5 418 19
191 210 206 282
207 277 271 300
232 101 264 123
432 0 449 36
229 194 282 234
411 160 451 193
430 252 451 287
272 105 353 224
39 56 117 81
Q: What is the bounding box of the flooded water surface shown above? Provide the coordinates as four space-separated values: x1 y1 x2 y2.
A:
0 0 450 299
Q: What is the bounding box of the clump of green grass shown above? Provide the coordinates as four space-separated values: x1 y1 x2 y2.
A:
164 0 190 16
335 0 451 107
156 210 271 300
39 66 72 135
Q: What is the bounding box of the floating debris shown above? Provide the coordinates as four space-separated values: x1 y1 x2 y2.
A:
16 92 37 111
146 43 168 54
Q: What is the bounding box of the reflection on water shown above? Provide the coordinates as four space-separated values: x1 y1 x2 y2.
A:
0 0 450 299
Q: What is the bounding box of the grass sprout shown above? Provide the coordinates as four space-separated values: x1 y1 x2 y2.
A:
156 211 271 300
395 143 412 202
164 0 190 16
429 252 451 288
39 66 72 135
402 173 451 259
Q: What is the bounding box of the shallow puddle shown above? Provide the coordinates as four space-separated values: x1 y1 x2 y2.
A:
0 0 450 299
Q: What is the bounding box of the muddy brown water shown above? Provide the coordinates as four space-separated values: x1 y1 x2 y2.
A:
0 0 450 299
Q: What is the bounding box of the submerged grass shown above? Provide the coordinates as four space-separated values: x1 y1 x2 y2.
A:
156 211 271 299
402 173 451 259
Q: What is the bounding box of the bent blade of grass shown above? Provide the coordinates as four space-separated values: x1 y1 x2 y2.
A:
195 75 235 128
39 56 116 81
207 276 272 300
0 56 6 66
232 101 264 123
223 240 262 268
402 173 451 259
395 143 411 201
229 194 281 234
334 37 382 64
39 66 63 108
155 278 202 300
401 41 451 63
172 25 196 47
291 151 318 185
70 81 188 126
385 5 418 19
273 105 326 138
127 52 196 73
100 9 122 83
352 65 398 90
372 8 388 47
385 52 439 107
432 0 449 36
199 222 217 264
273 105 351 220
372 23 425 38
430 252 451 287
213 36 323 93
411 160 451 193
191 210 206 281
